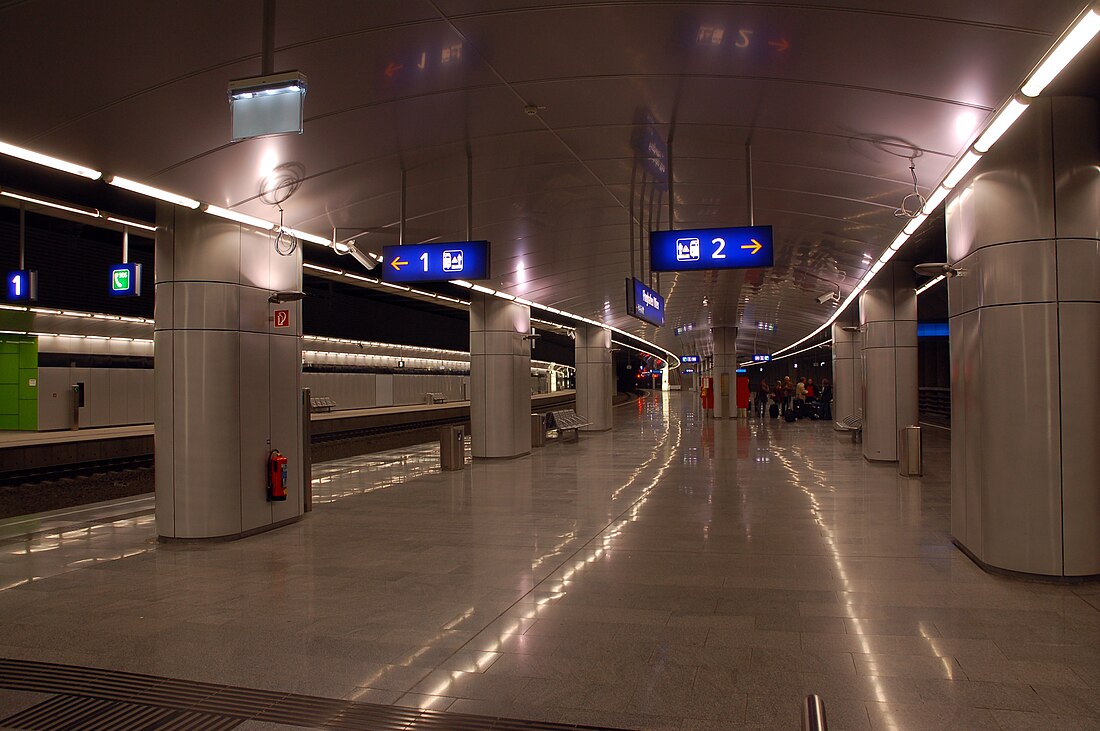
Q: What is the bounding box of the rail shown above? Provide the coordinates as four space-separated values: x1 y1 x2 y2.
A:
802 694 828 731
918 386 950 425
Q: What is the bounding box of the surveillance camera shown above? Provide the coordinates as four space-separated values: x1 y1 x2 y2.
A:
913 262 964 278
334 239 377 270
816 291 838 305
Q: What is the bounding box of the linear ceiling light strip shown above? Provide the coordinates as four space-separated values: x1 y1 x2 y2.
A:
772 3 1100 358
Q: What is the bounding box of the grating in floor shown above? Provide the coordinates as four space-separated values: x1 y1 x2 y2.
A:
0 658 631 731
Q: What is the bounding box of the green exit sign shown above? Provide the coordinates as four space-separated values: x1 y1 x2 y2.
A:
109 263 141 297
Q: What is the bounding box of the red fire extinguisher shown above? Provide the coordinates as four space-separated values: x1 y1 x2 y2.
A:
267 449 288 502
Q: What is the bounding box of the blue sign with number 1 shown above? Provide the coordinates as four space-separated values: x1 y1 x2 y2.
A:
382 241 491 283
6 270 37 302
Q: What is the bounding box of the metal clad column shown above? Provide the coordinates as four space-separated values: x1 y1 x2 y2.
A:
574 324 612 431
859 261 918 461
831 312 862 426
154 205 303 539
470 293 531 458
946 97 1100 577
711 326 738 418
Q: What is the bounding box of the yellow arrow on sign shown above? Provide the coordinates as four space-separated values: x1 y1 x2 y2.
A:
390 256 408 271
741 239 762 255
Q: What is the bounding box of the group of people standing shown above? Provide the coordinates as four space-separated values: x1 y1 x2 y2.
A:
755 375 832 421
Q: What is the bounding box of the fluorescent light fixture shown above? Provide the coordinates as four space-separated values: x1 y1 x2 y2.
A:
379 281 410 291
451 280 474 289
916 274 947 295
0 190 99 217
105 216 157 232
204 204 275 230
0 140 102 180
332 241 351 254
889 232 910 251
107 176 201 209
282 227 331 246
878 247 897 264
973 98 1029 152
303 263 341 274
1021 7 1100 97
470 284 496 295
494 292 517 301
903 212 929 235
61 311 91 317
921 185 951 215
943 150 982 189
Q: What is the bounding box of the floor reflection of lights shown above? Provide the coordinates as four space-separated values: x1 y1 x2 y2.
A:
768 433 960 721
399 393 682 708
311 440 463 504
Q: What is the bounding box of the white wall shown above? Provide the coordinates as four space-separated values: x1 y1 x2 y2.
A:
303 372 469 410
38 367 153 431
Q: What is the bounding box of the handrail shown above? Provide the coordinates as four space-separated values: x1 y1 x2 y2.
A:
802 694 828 731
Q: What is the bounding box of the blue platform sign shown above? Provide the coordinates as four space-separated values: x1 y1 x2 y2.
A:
682 368 695 374
109 263 142 297
625 278 664 327
680 355 700 363
382 241 490 283
751 354 771 363
650 225 774 272
6 270 37 302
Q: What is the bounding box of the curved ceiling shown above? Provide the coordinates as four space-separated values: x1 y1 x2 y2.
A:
0 0 1090 357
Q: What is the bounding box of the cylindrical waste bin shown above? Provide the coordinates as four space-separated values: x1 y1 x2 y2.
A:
898 425 922 477
440 425 466 471
531 413 545 448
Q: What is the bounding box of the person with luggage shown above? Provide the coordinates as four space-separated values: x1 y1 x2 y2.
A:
757 379 770 416
781 376 794 415
794 377 807 418
820 378 833 421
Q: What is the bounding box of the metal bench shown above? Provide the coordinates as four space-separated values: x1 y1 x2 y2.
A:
836 414 862 442
424 392 445 405
548 409 589 442
310 396 337 412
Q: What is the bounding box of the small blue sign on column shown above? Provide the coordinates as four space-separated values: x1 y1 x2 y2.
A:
109 263 142 297
6 270 37 302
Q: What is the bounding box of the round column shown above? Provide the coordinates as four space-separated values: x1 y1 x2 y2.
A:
154 205 303 540
831 312 862 427
469 293 531 458
858 261 918 462
574 324 612 431
947 96 1100 577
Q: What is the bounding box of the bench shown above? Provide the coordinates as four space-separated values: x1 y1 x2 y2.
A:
836 414 863 442
548 409 589 442
424 392 445 405
310 396 337 412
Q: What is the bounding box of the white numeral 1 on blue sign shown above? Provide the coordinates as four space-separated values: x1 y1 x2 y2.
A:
10 273 21 297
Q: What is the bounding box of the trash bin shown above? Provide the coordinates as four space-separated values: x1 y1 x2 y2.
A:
440 425 466 471
898 425 922 477
531 413 545 448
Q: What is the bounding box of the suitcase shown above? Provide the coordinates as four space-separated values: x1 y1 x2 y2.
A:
807 402 822 420
769 403 779 419
784 410 796 423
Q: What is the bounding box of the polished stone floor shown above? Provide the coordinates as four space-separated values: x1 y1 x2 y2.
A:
0 392 1098 730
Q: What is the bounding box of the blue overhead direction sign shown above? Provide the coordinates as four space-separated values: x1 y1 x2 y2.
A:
680 355 700 363
625 278 664 327
752 354 771 362
382 241 490 283
650 225 774 272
